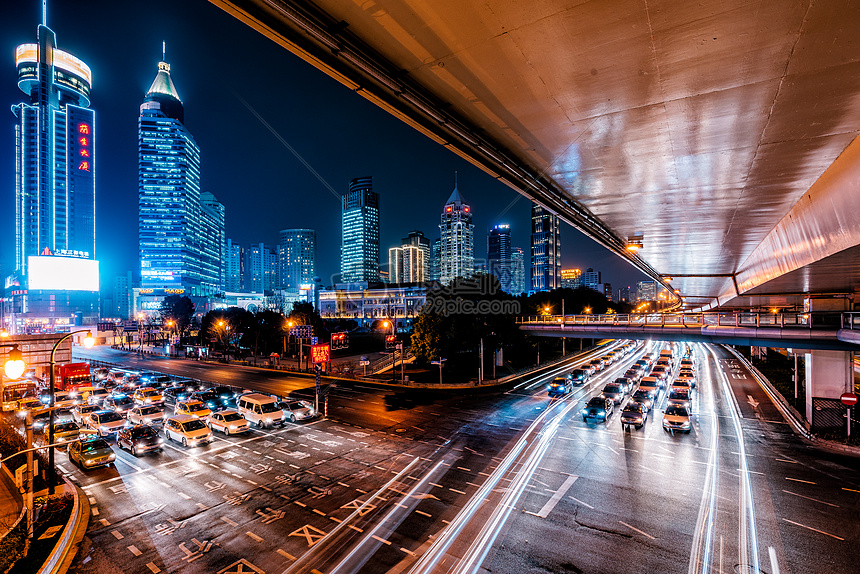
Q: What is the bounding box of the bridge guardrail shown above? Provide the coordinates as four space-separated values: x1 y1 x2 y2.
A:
516 311 830 328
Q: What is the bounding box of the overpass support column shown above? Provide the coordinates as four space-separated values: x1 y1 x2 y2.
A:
805 350 853 431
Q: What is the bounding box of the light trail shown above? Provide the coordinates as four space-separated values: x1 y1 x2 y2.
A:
407 394 583 573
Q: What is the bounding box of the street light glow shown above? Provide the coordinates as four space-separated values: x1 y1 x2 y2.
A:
4 345 25 379
83 331 95 348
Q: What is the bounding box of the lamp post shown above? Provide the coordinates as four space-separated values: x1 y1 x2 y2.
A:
136 312 144 352
48 330 94 494
431 358 446 385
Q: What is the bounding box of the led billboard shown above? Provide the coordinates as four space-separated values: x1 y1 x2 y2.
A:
28 256 99 291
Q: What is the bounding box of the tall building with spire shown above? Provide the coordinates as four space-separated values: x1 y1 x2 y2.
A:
531 202 561 291
138 48 224 298
341 176 380 283
439 178 474 285
8 14 99 331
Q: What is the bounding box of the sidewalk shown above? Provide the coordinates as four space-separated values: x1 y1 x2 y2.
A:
0 469 23 539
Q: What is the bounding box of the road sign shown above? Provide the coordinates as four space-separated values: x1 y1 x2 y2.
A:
311 343 330 364
841 392 858 406
311 336 318 345
359 360 370 366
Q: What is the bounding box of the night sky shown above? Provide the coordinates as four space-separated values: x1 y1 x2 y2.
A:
1 0 649 294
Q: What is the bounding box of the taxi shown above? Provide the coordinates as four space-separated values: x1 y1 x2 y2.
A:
133 386 164 405
174 400 212 420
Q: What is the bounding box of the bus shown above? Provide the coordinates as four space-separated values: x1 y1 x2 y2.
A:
2 380 39 411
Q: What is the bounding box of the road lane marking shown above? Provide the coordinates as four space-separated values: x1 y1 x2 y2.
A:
372 535 391 545
91 507 99 516
246 531 264 542
177 492 191 500
569 496 593 509
781 490 839 507
782 518 844 540
146 563 160 573
785 477 816 485
111 530 124 540
277 549 296 561
220 517 238 527
769 547 781 574
456 467 471 472
841 487 860 493
450 488 466 495
429 483 442 488
775 458 797 464
98 518 110 527
128 545 142 556
313 509 326 516
294 501 306 507
620 521 656 539
415 510 431 517
526 475 578 519
401 547 416 555
348 524 363 532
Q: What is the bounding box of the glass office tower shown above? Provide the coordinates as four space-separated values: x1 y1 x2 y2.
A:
138 56 223 297
9 21 99 331
439 184 474 285
488 224 512 292
531 202 561 292
341 177 380 283
278 229 316 292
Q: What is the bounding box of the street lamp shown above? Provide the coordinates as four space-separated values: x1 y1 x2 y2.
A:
4 344 25 379
431 358 446 385
137 312 144 351
47 330 94 494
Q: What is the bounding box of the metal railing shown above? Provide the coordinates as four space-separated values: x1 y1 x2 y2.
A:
516 311 837 328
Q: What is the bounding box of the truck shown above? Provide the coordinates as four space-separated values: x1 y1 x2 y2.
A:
56 363 94 398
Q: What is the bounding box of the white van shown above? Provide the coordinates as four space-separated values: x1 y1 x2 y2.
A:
237 393 284 428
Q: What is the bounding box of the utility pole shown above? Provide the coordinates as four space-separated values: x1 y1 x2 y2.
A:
479 338 484 383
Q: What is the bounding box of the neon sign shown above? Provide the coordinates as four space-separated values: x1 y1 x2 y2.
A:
77 123 91 171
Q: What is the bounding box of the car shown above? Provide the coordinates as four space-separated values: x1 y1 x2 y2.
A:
71 404 99 425
175 400 212 420
663 405 692 433
638 378 660 399
41 391 77 410
68 437 115 469
589 359 605 372
582 396 613 422
17 397 43 413
117 424 163 455
680 359 694 370
279 400 317 422
655 357 672 369
127 405 164 426
612 377 633 395
670 379 693 393
189 390 222 411
634 359 651 371
600 383 625 404
623 368 642 382
567 369 590 385
92 367 110 381
620 402 647 429
86 410 127 437
207 410 250 435
164 415 213 447
630 389 654 412
548 377 571 397
677 371 697 387
650 366 670 383
103 394 135 415
667 387 692 410
132 387 164 405
86 388 111 406
43 421 81 445
209 386 237 404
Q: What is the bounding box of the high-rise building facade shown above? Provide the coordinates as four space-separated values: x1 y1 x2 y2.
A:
637 280 657 302
278 229 316 293
388 247 403 283
138 55 223 297
402 246 425 283
401 231 431 281
439 184 474 285
226 239 243 291
487 224 512 292
560 268 582 289
431 238 441 282
341 177 380 282
247 243 277 293
531 202 561 292
583 268 602 291
510 247 525 295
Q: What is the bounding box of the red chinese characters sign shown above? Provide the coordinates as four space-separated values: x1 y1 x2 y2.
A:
311 343 330 364
77 123 91 171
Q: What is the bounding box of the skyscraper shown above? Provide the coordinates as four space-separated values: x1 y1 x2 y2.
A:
247 243 277 292
510 247 525 295
431 238 441 282
401 231 431 281
341 176 380 282
531 202 561 291
278 229 316 292
226 239 244 291
487 224 512 292
10 18 99 330
388 247 403 283
439 182 474 285
139 52 224 297
583 267 602 291
560 268 582 289
402 246 425 283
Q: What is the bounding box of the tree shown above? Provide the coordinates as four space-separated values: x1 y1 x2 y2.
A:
410 312 446 363
160 295 195 338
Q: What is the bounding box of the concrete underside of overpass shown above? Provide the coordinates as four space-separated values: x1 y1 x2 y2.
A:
212 0 860 310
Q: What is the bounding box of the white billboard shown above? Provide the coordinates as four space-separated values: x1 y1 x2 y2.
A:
28 256 99 291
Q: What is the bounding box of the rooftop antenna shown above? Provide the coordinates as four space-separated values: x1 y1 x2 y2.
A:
162 41 166 62
454 170 458 188
42 0 47 26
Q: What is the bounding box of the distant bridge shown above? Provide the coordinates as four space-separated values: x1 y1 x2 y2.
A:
518 312 860 351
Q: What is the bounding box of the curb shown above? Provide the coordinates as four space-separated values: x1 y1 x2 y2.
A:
39 475 89 574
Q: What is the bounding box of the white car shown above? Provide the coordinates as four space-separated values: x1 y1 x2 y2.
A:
207 410 249 435
127 405 164 426
86 388 110 406
278 400 317 423
164 415 213 447
86 410 127 437
71 404 99 425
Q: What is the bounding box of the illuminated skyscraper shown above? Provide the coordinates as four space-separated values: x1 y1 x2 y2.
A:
510 247 525 295
487 224 512 292
341 176 380 282
401 231 431 281
138 52 223 296
531 202 561 291
279 229 316 292
10 18 99 330
439 182 474 285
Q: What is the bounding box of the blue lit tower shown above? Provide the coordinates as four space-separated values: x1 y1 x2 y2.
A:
487 224 512 292
439 180 474 285
341 177 380 283
138 51 223 296
12 21 95 277
531 202 561 291
279 229 316 292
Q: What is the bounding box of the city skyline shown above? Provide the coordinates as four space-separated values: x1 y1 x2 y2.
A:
0 0 650 294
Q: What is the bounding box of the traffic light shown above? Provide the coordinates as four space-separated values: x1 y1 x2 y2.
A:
331 332 349 350
385 335 397 349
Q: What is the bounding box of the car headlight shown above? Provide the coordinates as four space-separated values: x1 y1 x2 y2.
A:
108 453 116 461
157 438 163 444
83 459 93 466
